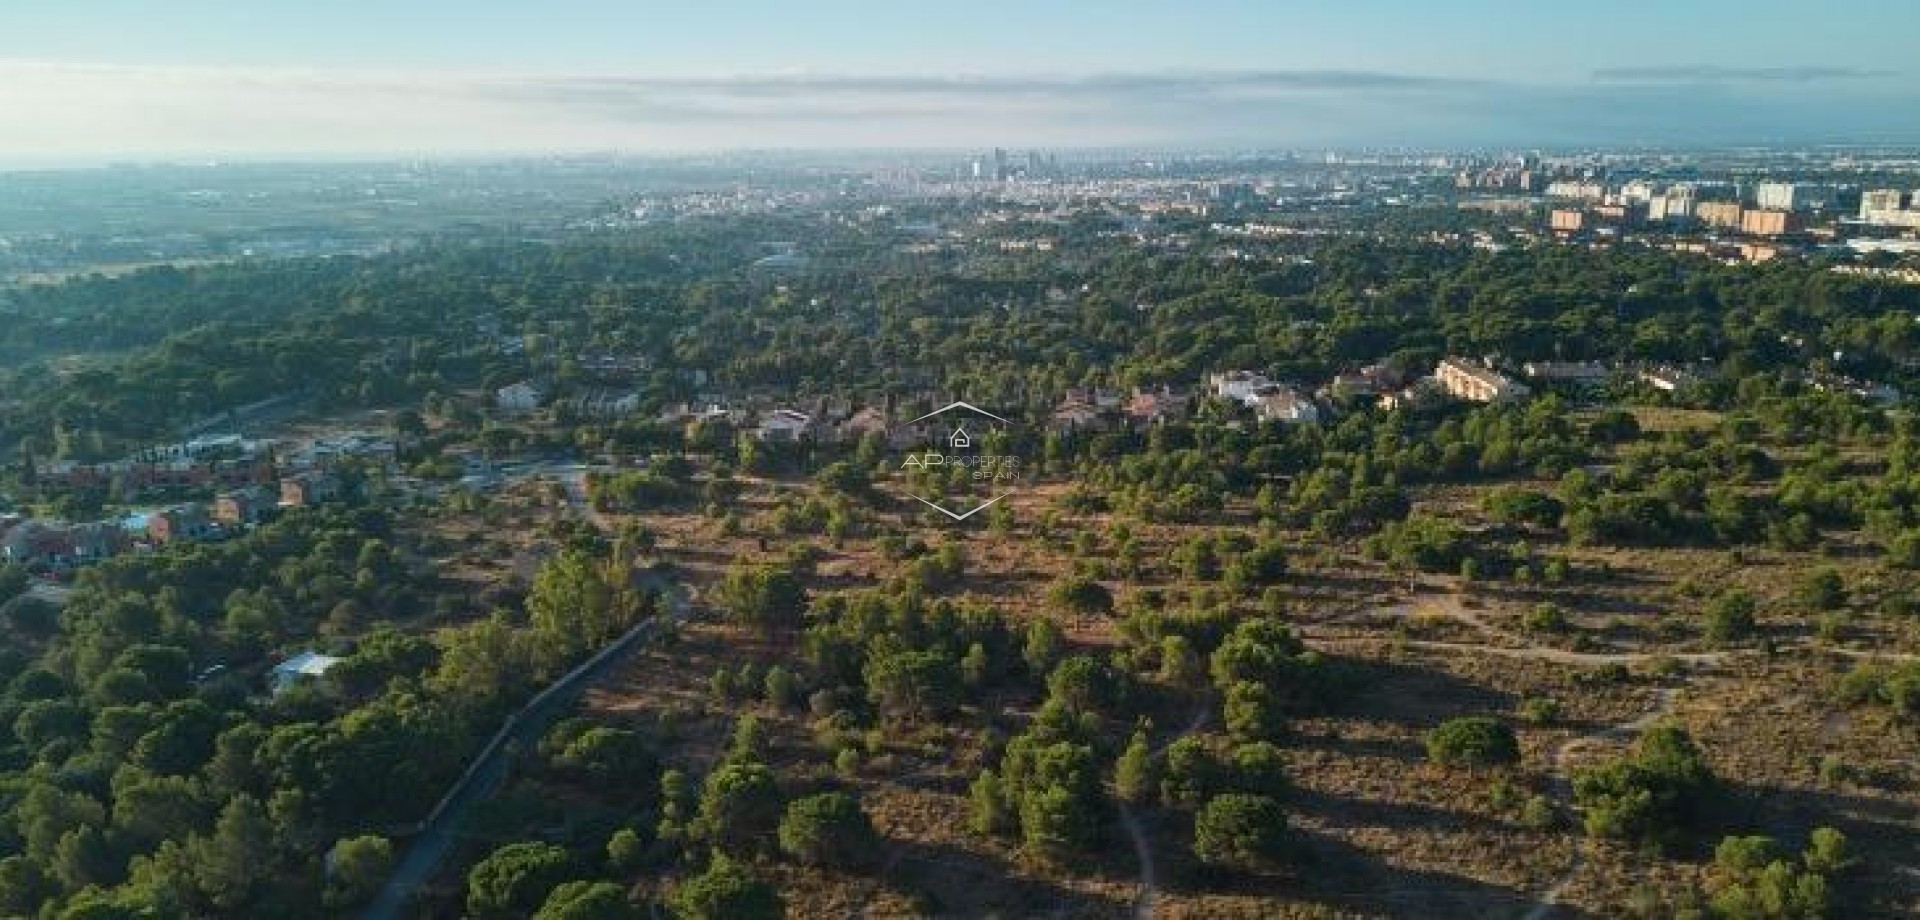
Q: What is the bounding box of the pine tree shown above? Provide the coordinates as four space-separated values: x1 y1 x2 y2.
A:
1115 728 1156 804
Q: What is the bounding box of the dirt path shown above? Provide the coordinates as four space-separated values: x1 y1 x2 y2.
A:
1119 702 1211 920
1520 686 1683 920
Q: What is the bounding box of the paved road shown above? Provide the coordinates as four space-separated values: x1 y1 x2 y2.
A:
362 572 692 920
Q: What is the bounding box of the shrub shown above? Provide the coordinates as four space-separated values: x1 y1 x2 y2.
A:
670 852 781 920
1192 794 1290 872
1523 603 1569 633
466 842 576 920
1424 716 1520 768
1572 725 1716 848
777 792 879 868
1703 591 1757 645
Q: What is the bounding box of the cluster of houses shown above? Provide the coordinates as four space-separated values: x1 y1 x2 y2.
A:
496 350 1900 452
40 434 276 496
2 433 377 575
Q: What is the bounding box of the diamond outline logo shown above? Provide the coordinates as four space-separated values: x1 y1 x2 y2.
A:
894 401 1019 524
908 492 1012 521
903 401 1011 426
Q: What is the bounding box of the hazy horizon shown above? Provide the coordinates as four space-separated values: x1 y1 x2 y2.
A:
3 1 1918 165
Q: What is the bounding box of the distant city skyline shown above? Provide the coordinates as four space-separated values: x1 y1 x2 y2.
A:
2 1 1918 164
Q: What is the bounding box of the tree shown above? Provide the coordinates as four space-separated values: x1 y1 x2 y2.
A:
1049 576 1114 616
1161 736 1218 806
0 563 27 606
1045 655 1113 713
960 641 991 690
606 827 647 873
536 881 637 920
696 762 784 853
864 646 960 723
1227 541 1289 588
1114 728 1156 804
1424 716 1520 768
969 770 1013 835
718 565 807 633
1023 619 1065 675
1223 681 1286 743
1193 794 1290 872
466 842 577 920
324 835 394 909
550 726 660 790
1795 568 1847 612
1227 742 1291 799
1158 635 1204 687
0 856 47 916
1019 783 1099 861
657 769 695 845
1704 591 1758 645
53 825 116 891
763 665 797 708
670 852 782 920
1574 725 1717 848
777 792 879 868
195 794 276 912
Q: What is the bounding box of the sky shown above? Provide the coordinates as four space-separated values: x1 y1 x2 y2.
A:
1 1 1917 164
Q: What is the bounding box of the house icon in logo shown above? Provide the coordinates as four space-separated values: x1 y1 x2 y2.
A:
949 426 971 449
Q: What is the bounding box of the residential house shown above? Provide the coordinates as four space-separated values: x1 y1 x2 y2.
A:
1638 365 1697 393
495 381 547 413
1049 402 1110 433
148 504 215 544
1209 370 1278 403
565 390 643 418
1435 358 1531 403
1122 387 1192 425
270 650 343 694
755 409 815 442
280 470 341 507
1250 386 1321 424
1327 364 1406 401
836 406 893 444
2 521 73 569
1378 380 1443 412
67 523 125 564
213 486 275 526
1523 361 1612 388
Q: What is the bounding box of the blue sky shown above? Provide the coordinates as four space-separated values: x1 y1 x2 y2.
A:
1 1 1916 161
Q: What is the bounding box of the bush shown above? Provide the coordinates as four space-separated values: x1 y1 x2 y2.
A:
1519 697 1562 725
606 827 647 873
1192 794 1290 872
1226 742 1290 798
1795 568 1846 611
1424 716 1520 768
1223 681 1286 742
670 852 781 920
536 881 637 920
466 842 577 920
1523 603 1569 633
1572 725 1716 848
696 762 784 854
1160 736 1219 806
777 792 878 868
1049 576 1114 616
1703 590 1758 645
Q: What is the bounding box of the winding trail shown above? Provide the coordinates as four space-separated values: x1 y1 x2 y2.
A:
1119 701 1211 920
1520 686 1683 920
